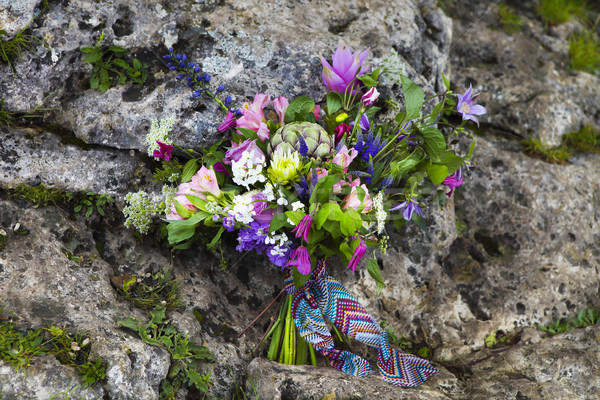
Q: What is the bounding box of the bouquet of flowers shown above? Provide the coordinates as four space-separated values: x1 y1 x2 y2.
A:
124 42 486 388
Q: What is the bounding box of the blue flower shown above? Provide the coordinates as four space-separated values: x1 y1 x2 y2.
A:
390 198 423 221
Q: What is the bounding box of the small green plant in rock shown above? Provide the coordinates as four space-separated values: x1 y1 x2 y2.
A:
4 184 114 218
568 27 600 76
0 310 105 386
81 32 147 93
116 268 182 310
0 14 44 73
536 0 585 26
536 307 600 335
117 306 214 399
522 137 572 164
563 125 600 152
379 320 409 349
71 190 114 218
46 326 106 387
0 99 14 127
0 310 47 371
498 4 524 34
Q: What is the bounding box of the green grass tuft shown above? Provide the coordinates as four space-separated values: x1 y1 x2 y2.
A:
569 27 600 76
563 125 600 152
498 4 524 34
536 0 586 26
536 308 600 335
522 138 572 164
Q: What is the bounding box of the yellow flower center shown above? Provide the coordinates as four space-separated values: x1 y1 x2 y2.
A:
460 102 470 114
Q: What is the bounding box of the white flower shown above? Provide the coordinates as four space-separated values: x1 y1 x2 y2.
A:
291 201 305 211
146 118 175 158
277 197 288 206
231 150 266 189
373 191 387 234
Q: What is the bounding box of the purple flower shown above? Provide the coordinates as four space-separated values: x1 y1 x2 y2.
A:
223 139 265 165
236 221 270 254
361 87 379 108
321 43 369 94
212 161 230 177
268 245 291 267
390 198 423 221
347 237 366 272
218 110 237 133
286 246 312 275
456 84 487 126
291 214 313 242
359 113 370 132
153 141 174 161
222 214 235 232
443 168 463 197
252 193 276 224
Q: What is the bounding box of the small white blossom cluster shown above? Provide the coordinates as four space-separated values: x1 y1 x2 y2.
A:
265 231 290 259
146 118 175 159
373 191 387 234
232 151 266 189
161 185 178 214
230 190 260 224
380 49 406 87
123 191 164 234
291 201 305 211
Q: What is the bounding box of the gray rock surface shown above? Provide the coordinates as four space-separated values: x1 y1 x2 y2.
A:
1 0 599 399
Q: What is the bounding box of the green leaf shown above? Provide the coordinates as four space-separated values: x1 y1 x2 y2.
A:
206 227 224 249
181 159 199 183
285 210 306 225
357 74 376 87
426 164 449 185
83 52 102 64
285 96 315 123
437 152 464 174
401 75 424 120
309 175 339 205
269 211 290 232
391 150 423 179
112 58 129 70
174 200 193 219
117 318 142 332
340 212 355 236
235 127 259 141
187 369 209 391
442 72 450 91
339 242 353 263
108 45 127 56
293 263 313 288
314 202 343 229
133 58 142 70
367 258 385 294
421 127 446 162
326 92 343 115
185 195 206 209
166 214 206 244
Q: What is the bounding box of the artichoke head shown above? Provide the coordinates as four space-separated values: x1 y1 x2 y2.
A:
268 122 334 165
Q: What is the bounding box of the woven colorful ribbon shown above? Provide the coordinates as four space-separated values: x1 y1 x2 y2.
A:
283 259 438 387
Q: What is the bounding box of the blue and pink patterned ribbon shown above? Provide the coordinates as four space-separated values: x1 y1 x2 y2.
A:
283 259 438 387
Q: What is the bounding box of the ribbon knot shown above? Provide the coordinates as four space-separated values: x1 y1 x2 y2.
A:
283 259 438 387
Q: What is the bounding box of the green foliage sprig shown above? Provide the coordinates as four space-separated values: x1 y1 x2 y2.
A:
117 306 214 399
569 27 600 76
498 4 524 34
0 13 44 74
4 184 114 218
0 310 105 386
536 0 585 26
523 125 600 163
536 308 600 335
81 33 147 93
115 269 182 310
